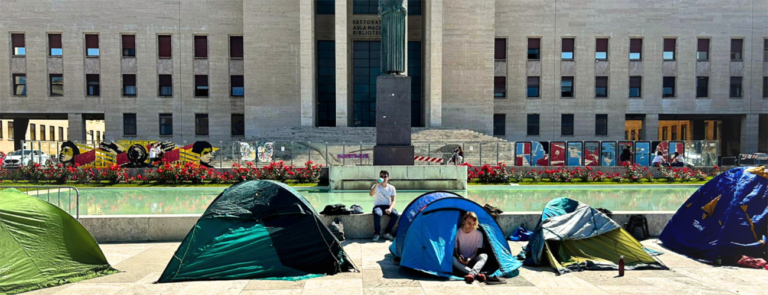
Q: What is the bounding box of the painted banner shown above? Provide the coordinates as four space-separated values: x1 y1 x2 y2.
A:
583 141 599 167
635 142 651 166
239 142 256 161
550 142 566 167
515 142 531 166
532 141 549 166
257 142 274 162
618 141 634 166
668 141 685 162
601 141 616 166
567 142 583 166
59 140 218 168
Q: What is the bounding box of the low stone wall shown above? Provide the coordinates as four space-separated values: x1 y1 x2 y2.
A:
328 165 468 190
82 211 674 243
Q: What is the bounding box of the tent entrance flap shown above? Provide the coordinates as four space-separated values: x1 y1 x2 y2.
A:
401 209 460 276
546 229 663 272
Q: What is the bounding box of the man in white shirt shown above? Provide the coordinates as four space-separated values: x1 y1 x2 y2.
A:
149 144 158 166
369 170 399 241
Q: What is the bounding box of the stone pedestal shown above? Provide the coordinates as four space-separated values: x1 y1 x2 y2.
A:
374 75 414 165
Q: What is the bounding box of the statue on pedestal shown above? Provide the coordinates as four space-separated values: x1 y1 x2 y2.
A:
379 0 407 75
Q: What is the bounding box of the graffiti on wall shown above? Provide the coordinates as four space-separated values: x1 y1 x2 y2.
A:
584 141 600 167
257 142 274 162
567 142 582 166
239 142 256 161
337 154 370 159
59 140 218 168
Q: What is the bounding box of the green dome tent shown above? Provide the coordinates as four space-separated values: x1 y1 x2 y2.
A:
0 189 116 294
158 180 358 283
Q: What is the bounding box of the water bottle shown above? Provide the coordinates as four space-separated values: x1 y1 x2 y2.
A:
618 255 625 277
378 178 384 184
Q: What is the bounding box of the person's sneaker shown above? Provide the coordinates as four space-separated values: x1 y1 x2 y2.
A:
475 274 486 283
464 274 475 284
382 233 394 241
372 234 380 242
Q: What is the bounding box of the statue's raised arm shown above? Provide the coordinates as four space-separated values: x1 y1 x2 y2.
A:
378 0 407 75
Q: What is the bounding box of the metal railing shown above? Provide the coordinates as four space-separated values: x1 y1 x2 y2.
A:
3 186 80 219
16 139 720 168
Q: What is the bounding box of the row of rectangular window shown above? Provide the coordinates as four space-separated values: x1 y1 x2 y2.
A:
9 33 244 59
346 0 421 15
492 114 610 137
494 37 767 62
122 113 245 136
493 76 768 99
10 74 245 97
20 124 66 142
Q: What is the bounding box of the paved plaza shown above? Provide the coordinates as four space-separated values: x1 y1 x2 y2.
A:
23 239 767 295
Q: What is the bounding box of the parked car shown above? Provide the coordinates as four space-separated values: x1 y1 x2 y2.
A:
2 150 50 168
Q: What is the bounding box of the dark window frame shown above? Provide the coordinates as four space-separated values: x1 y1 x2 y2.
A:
629 38 643 61
9 122 14 140
50 74 64 96
230 36 244 59
122 35 136 57
158 35 172 59
353 0 378 14
595 38 609 60
123 113 137 136
764 77 768 98
528 38 541 60
730 76 743 98
13 74 27 96
194 35 208 58
595 114 608 136
595 76 608 98
663 38 676 60
561 38 575 60
561 114 574 136
317 0 335 15
40 125 46 141
494 76 506 98
159 113 173 136
696 76 709 98
527 76 540 98
86 74 100 96
49 34 62 56
159 75 173 97
495 38 507 60
407 0 422 15
527 114 540 136
561 76 574 98
629 76 642 98
123 74 137 97
493 114 506 136
231 75 244 97
12 33 26 56
195 113 209 136
317 40 336 127
30 124 36 141
59 126 64 141
195 75 209 97
731 39 743 61
85 34 99 56
231 114 245 136
663 77 676 98
697 38 710 61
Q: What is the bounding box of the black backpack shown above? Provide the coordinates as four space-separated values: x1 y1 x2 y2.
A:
483 204 503 221
329 218 345 241
320 204 350 215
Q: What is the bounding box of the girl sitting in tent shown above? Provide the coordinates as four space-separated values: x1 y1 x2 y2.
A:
454 212 487 283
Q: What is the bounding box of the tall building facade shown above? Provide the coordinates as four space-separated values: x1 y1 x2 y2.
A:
1 0 767 156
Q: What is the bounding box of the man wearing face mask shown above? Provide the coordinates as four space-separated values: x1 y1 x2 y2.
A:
369 170 399 242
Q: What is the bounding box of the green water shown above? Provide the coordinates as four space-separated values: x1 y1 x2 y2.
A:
37 185 700 216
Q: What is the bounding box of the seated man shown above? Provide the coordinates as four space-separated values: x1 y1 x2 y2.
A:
369 170 399 241
454 212 487 283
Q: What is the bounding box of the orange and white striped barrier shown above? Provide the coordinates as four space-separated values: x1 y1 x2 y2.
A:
414 156 443 163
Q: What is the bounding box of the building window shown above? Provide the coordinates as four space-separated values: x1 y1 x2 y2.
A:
561 38 574 60
158 35 172 58
85 34 99 56
30 124 36 141
662 127 668 140
731 39 743 61
9 122 14 140
409 41 422 127
408 0 422 15
671 126 677 140
40 125 46 141
663 77 675 98
596 38 608 60
159 114 173 136
86 74 100 96
97 131 101 141
353 41 380 127
561 77 574 98
231 114 245 136
527 114 540 136
1 122 3 139
629 38 642 60
123 74 136 96
764 77 768 98
123 114 137 136
13 74 27 96
528 38 541 60
230 36 243 59
159 75 173 96
493 114 506 136
595 114 608 136
595 77 608 98
527 77 540 97
353 0 377 14
49 34 62 56
696 77 708 98
195 75 209 97
561 114 574 136
663 38 676 60
495 38 506 60
231 75 244 97
494 77 506 98
629 76 642 98
764 39 768 61
50 74 64 96
681 125 688 140
59 127 64 141
12 34 25 55
730 77 742 98
122 35 135 57
697 38 709 61
317 0 335 15
195 114 209 136
89 130 94 141
317 41 336 127
194 36 208 58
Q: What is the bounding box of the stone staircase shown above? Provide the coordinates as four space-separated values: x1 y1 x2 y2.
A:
249 127 506 144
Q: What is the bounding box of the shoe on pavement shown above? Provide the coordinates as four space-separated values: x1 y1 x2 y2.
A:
464 274 475 284
485 276 507 285
382 233 394 241
475 274 486 283
372 234 380 242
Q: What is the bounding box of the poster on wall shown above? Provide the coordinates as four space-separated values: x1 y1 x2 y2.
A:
567 142 583 166
239 142 256 161
618 141 634 166
60 140 217 168
532 141 549 166
652 141 668 160
635 141 651 166
515 142 532 166
257 142 274 162
584 141 600 167
601 141 617 166
668 141 685 162
550 142 566 167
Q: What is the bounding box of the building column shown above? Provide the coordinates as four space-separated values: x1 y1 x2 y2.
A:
740 113 759 153
425 0 442 127
300 0 316 127
643 114 659 141
12 118 29 151
334 0 349 127
67 113 85 142
759 114 768 153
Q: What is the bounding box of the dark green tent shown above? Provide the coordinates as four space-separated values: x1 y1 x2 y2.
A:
0 189 116 294
158 180 358 283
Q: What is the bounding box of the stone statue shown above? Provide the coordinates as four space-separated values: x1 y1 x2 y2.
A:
379 0 407 75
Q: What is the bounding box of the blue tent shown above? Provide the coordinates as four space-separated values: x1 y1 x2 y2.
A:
389 191 521 279
659 167 768 263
